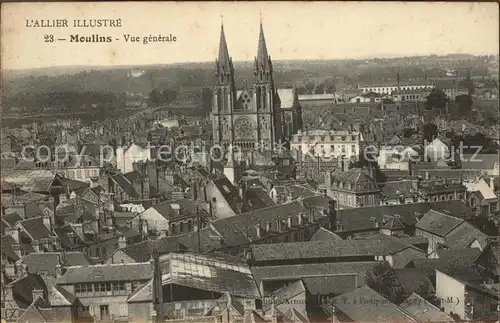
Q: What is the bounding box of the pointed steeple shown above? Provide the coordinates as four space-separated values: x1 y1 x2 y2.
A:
218 23 231 69
254 21 272 82
256 22 269 69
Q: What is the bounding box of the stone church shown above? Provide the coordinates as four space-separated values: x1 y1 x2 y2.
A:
210 21 303 155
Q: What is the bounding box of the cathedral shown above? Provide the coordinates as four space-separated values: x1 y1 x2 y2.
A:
210 21 303 155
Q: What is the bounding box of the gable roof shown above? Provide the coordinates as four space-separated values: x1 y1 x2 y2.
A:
328 285 417 322
443 222 491 249
393 268 435 296
400 292 453 322
17 216 54 240
1 170 58 193
310 227 343 241
415 210 465 237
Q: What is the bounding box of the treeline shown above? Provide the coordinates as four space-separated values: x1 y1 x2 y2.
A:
3 91 123 114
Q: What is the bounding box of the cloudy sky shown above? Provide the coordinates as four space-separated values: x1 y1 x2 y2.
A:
2 2 498 70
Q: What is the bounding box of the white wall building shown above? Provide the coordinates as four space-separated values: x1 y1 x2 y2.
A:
358 84 434 95
290 130 364 159
116 143 152 174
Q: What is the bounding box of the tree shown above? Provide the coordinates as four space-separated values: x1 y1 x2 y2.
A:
325 84 336 94
364 262 405 304
304 82 315 94
162 88 178 104
315 83 325 94
425 89 449 110
422 123 438 143
455 94 473 114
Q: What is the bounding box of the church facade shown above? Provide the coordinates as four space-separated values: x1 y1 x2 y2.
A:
210 22 303 154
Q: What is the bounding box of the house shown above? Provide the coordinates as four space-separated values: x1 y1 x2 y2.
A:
461 154 499 175
1 271 47 322
435 269 499 321
109 171 150 203
54 155 101 182
55 262 153 322
1 169 65 197
474 239 500 284
116 142 152 174
464 177 498 215
427 247 481 260
349 92 381 103
393 268 435 298
321 285 418 322
377 146 421 171
290 130 364 160
399 292 453 322
380 180 419 205
130 199 207 237
324 168 381 208
245 236 425 268
414 209 465 254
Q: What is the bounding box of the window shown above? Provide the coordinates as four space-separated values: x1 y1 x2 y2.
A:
113 282 126 292
132 281 142 291
85 170 90 178
180 222 184 233
76 170 82 178
67 170 75 179
441 196 446 201
351 145 356 154
171 223 177 234
92 169 98 177
448 195 453 200
187 220 192 231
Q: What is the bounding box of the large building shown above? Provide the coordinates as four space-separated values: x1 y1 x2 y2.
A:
211 22 303 154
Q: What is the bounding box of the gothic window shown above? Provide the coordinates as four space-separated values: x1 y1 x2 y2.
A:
242 92 251 110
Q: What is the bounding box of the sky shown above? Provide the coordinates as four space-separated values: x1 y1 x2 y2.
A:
1 2 499 70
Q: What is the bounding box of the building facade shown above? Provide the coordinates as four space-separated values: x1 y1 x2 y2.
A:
210 22 302 155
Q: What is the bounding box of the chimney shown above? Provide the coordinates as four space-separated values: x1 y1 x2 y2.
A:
244 248 252 263
425 171 430 180
211 197 217 217
141 218 148 236
118 236 127 248
90 177 99 188
6 227 20 243
15 261 27 279
244 299 256 313
287 216 293 229
12 244 22 258
490 177 495 192
256 224 262 238
32 289 44 301
329 200 338 231
42 213 52 231
55 264 62 277
31 240 40 252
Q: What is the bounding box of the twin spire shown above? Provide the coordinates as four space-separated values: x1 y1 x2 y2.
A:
216 19 271 74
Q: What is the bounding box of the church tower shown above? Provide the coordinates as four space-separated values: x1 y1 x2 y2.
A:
253 21 281 148
211 20 299 162
211 22 237 151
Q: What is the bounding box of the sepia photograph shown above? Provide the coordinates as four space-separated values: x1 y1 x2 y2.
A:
1 2 499 323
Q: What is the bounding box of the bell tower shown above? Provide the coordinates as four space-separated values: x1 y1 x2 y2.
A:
212 21 237 150
252 21 281 148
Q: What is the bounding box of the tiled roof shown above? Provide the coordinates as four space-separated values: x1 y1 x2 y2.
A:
23 252 61 276
400 293 453 322
444 222 491 249
1 169 58 192
211 201 309 246
415 210 464 237
328 285 417 322
393 268 435 296
435 248 481 261
249 239 414 262
251 261 381 284
407 258 483 282
310 227 343 241
56 262 153 284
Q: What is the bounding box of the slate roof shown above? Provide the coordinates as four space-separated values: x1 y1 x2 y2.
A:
2 212 23 226
115 240 153 262
380 180 416 199
56 262 153 284
212 176 243 214
327 285 417 322
18 216 54 240
244 187 276 211
6 273 47 308
23 252 61 276
111 173 139 199
310 227 343 241
400 293 453 322
415 210 465 237
1 235 21 261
